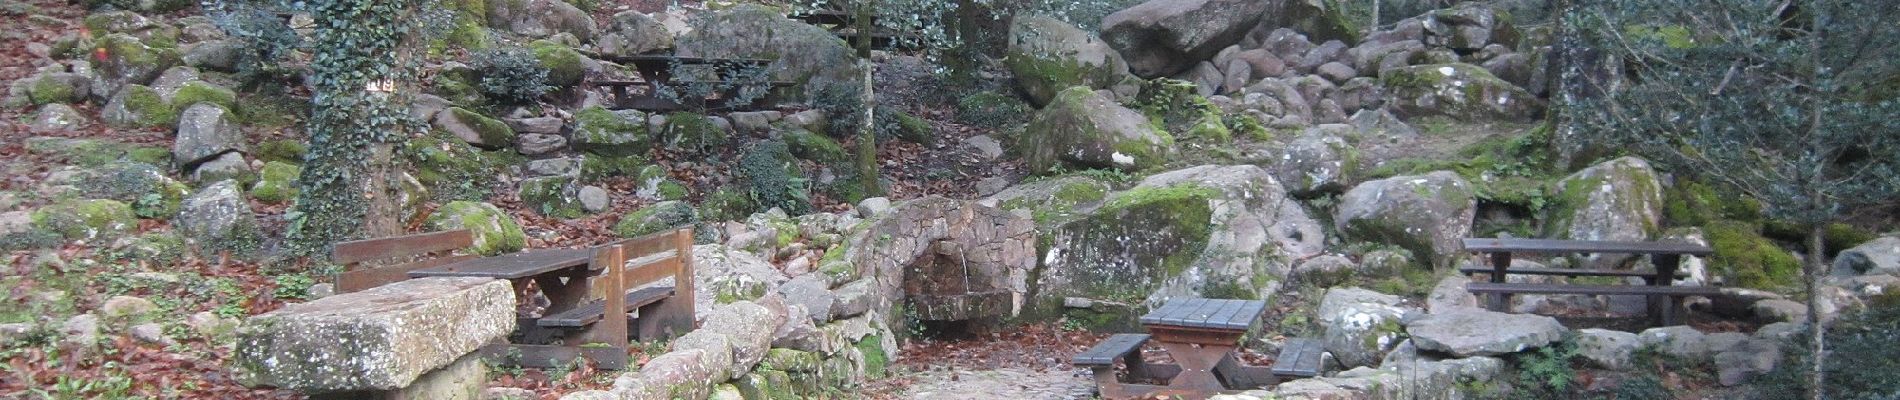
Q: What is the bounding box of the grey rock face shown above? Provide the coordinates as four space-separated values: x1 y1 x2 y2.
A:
1381 62 1543 122
172 103 246 169
1637 325 1715 361
1005 15 1132 106
1834 236 1900 276
674 5 860 100
516 134 567 156
598 11 673 57
1426 275 1478 312
1548 157 1665 268
1317 288 1410 368
487 0 596 41
1406 308 1567 357
234 278 515 391
1316 62 1357 84
30 103 87 133
504 117 564 135
1574 328 1639 370
776 275 836 324
175 180 262 254
1715 338 1782 386
1100 0 1269 77
183 40 242 72
1335 171 1477 267
1260 127 1352 196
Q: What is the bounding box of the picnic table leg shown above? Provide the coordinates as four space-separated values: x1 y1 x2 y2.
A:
1489 252 1512 311
1652 254 1682 326
1154 341 1233 391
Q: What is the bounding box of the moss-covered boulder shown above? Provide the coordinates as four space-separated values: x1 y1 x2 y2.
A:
1380 63 1543 122
599 10 673 57
1004 15 1132 107
486 0 596 42
18 72 91 106
571 106 650 157
1020 86 1172 173
673 4 861 99
404 133 500 202
633 165 689 201
783 128 847 163
661 112 729 153
250 161 300 204
169 81 238 112
986 176 1113 226
1335 171 1478 267
74 161 191 219
426 201 527 256
614 201 698 238
433 107 515 150
1546 157 1664 268
1037 165 1322 320
101 84 176 128
176 180 263 257
22 136 170 167
1099 0 1268 77
528 40 587 88
90 33 181 100
1705 221 1800 290
173 103 247 168
1318 287 1412 368
31 199 138 241
517 176 587 219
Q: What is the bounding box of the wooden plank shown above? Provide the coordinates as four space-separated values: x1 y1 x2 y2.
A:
1194 300 1243 329
336 254 478 293
1074 333 1150 366
1463 238 1713 256
1272 338 1324 378
538 286 675 328
407 248 594 279
610 227 695 258
1139 299 1190 326
1459 266 1686 278
1219 301 1267 331
332 230 472 265
1465 282 1723 296
616 256 682 290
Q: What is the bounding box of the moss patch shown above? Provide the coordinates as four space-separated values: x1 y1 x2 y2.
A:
783 128 847 163
403 131 500 202
171 81 237 111
613 201 697 238
117 84 177 127
427 201 527 255
255 140 307 165
31 199 137 241
1704 220 1800 290
249 161 300 204
528 40 585 88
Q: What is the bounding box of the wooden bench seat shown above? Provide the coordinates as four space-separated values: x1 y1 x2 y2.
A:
1465 282 1722 296
1458 266 1687 279
1074 333 1150 367
332 229 475 293
1270 338 1325 379
538 285 674 328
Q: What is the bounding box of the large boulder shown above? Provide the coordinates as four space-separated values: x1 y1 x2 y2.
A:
17 72 91 106
1100 0 1269 77
1020 86 1172 173
71 161 191 219
1547 156 1664 268
692 245 790 315
598 11 674 57
1834 236 1900 276
90 33 182 100
1006 16 1132 106
485 0 596 41
1254 126 1353 196
674 5 860 98
425 201 527 256
1335 171 1477 267
30 103 88 133
434 107 515 150
1380 63 1543 122
175 180 263 256
1317 288 1412 368
1574 328 1639 370
31 199 137 241
234 277 515 391
1038 166 1323 314
1405 308 1566 357
570 107 650 157
172 103 247 169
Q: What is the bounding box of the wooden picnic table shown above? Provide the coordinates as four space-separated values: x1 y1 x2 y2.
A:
1461 237 1719 326
589 54 790 112
407 247 630 368
1073 298 1323 399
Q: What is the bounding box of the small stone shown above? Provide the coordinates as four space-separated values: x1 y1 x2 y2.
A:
29 103 86 133
856 197 891 218
0 323 34 347
1316 62 1357 83
307 283 335 299
1574 328 1638 370
1715 338 1782 386
1406 308 1567 357
728 111 775 133
484 387 537 400
1426 275 1478 312
62 314 100 346
577 185 610 213
101 295 159 322
527 157 582 177
1638 325 1715 361
129 323 176 346
963 135 1004 160
1753 299 1807 323
186 311 235 338
503 117 564 135
517 134 567 155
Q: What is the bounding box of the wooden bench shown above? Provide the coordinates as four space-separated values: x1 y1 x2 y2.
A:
1462 238 1716 325
332 229 477 293
1269 338 1325 379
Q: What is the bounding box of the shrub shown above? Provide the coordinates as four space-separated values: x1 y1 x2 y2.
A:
739 140 810 215
472 47 552 105
1751 294 1900 400
1510 341 1583 398
955 91 1030 129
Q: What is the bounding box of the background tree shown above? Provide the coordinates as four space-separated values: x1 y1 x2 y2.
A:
282 0 431 259
1567 0 1900 398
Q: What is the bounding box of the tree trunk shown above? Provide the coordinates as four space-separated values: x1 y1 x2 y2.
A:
1805 225 1826 400
853 4 880 198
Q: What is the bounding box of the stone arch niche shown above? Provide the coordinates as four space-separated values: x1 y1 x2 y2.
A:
844 196 1036 332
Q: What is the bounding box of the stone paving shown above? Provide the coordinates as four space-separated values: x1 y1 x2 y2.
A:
900 366 1097 400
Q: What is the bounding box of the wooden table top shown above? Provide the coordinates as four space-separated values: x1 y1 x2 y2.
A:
1139 298 1267 332
408 248 595 279
1463 238 1713 256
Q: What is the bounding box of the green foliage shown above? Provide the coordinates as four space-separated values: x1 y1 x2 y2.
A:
783 129 848 163
1704 220 1800 290
1510 341 1582 397
271 274 316 300
1662 180 1761 227
255 140 308 165
250 161 301 204
662 112 728 154
955 91 1030 129
472 46 552 105
699 188 760 223
739 140 810 215
1752 296 1900 400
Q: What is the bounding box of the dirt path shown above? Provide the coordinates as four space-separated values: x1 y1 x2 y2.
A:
897 366 1095 400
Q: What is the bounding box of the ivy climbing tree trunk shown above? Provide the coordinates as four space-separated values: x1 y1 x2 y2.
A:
286 0 423 259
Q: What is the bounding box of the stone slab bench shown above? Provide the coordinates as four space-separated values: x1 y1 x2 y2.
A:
235 277 515 395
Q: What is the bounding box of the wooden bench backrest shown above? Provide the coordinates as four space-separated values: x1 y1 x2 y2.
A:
1462 238 1714 256
332 229 476 293
589 227 695 306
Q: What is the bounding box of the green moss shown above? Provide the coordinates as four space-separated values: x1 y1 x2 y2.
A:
446 107 515 145
518 176 586 219
854 334 888 378
528 40 584 88
428 201 528 255
759 349 822 373
698 188 760 223
255 140 307 165
76 162 189 219
404 132 498 202
572 106 648 157
126 147 171 166
1705 220 1800 290
1201 280 1259 300
250 161 300 204
783 129 847 163
119 84 177 127
1823 223 1877 257
1063 183 1218 290
432 73 485 106
28 76 76 105
170 81 237 111
31 199 137 241
1624 25 1698 49
578 154 645 182
613 201 697 238
889 110 933 145
663 112 727 153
